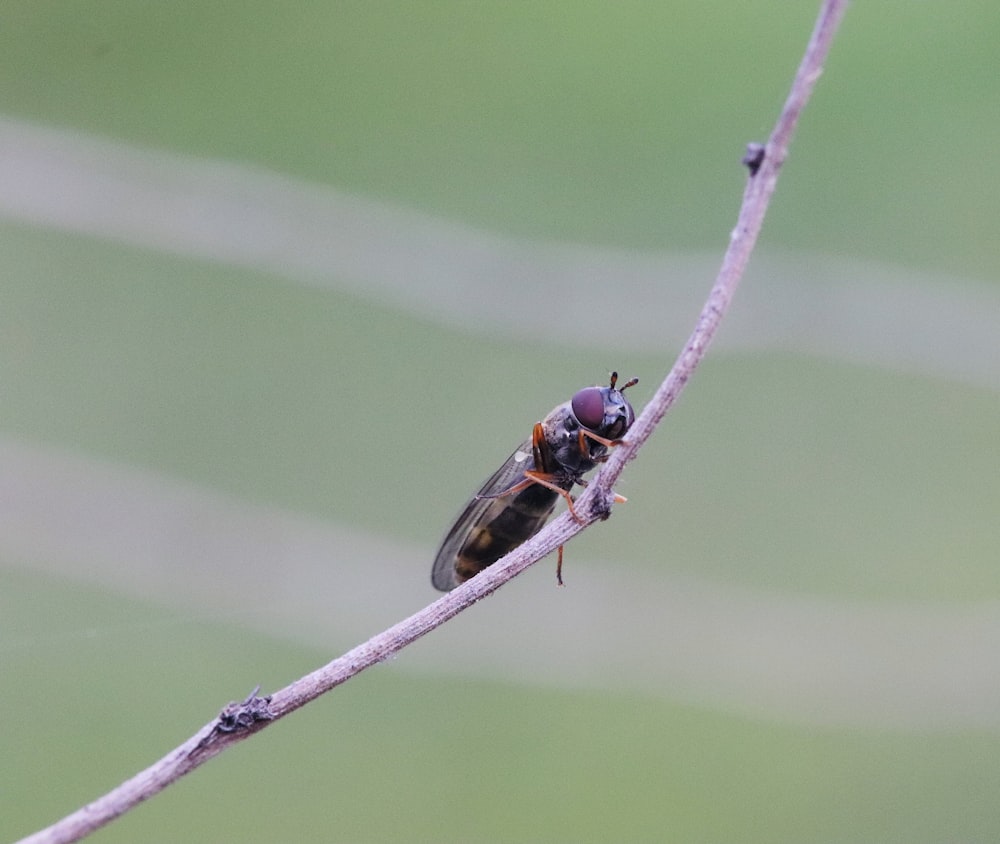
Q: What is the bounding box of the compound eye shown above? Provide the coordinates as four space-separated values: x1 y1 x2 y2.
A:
571 387 606 430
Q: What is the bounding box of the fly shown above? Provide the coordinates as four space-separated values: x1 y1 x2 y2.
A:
431 372 638 591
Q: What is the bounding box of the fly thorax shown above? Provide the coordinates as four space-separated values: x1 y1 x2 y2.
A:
547 412 596 474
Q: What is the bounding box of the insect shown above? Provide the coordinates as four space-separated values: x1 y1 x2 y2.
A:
431 372 638 591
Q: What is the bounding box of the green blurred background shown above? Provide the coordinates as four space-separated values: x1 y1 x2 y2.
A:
3 2 1000 842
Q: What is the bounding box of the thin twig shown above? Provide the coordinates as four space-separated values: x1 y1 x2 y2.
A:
16 3 847 842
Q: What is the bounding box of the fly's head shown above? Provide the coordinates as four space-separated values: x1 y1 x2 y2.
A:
570 371 638 443
547 372 637 474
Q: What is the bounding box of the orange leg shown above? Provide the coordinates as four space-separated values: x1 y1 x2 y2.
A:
522 469 583 523
577 427 623 452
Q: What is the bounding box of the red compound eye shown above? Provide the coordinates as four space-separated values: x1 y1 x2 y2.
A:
571 387 605 430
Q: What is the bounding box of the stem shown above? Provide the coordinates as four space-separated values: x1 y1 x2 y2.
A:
16 2 848 842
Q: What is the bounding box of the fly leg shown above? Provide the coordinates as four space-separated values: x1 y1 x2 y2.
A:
577 427 626 452
522 469 582 523
520 421 584 523
575 428 630 505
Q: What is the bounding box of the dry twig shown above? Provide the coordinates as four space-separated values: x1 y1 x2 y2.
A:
17 2 848 841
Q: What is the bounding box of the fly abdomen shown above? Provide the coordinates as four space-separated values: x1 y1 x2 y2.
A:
454 483 560 582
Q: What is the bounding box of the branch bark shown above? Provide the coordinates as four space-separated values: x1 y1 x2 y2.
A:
16 2 848 842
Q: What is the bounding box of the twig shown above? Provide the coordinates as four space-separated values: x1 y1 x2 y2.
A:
15 2 847 842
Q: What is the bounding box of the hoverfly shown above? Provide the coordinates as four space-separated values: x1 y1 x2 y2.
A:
431 372 638 591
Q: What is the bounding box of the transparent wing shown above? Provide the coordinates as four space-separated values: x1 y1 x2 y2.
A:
430 439 534 591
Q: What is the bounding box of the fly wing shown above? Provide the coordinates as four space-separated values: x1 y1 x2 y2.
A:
430 439 535 591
